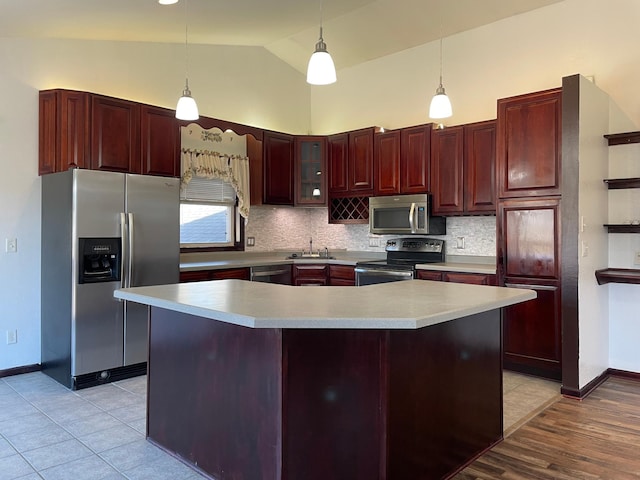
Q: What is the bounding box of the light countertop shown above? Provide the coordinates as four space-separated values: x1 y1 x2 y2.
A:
415 262 496 275
114 279 534 330
179 256 365 271
180 253 496 275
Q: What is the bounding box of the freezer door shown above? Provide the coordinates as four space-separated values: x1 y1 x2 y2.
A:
124 174 180 365
72 170 125 376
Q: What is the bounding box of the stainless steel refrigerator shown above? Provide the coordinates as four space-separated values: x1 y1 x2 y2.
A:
41 169 179 389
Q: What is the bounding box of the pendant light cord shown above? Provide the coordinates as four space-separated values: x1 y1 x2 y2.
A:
184 0 189 85
319 0 324 40
439 37 443 86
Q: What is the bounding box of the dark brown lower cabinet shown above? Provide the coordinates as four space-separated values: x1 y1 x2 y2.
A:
328 264 355 286
179 268 250 283
497 197 561 380
147 306 503 480
502 281 561 380
293 264 328 286
416 269 497 286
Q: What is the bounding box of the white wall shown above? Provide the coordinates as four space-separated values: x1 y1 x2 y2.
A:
310 0 640 133
0 37 310 370
607 103 640 373
576 76 611 387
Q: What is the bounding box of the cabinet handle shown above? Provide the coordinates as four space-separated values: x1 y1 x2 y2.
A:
505 283 556 291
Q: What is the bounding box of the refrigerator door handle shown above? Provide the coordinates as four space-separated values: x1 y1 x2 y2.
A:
119 212 127 295
127 212 134 288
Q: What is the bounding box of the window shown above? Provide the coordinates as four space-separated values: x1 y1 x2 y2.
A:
180 177 238 248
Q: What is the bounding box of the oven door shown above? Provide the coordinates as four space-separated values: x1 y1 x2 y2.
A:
355 266 414 286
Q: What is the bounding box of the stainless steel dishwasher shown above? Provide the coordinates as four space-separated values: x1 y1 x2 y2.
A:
250 264 292 285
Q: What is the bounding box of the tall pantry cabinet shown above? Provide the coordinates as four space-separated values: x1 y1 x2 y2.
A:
496 88 563 380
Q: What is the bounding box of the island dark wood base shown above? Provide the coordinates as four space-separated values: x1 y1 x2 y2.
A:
147 307 503 480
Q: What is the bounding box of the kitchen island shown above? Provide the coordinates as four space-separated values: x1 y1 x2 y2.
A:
115 280 535 480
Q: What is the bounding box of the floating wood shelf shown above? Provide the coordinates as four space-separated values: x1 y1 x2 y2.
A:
603 178 640 189
595 268 640 285
604 224 640 233
604 131 640 146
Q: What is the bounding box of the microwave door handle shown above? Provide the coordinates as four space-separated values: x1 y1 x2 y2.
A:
409 203 416 233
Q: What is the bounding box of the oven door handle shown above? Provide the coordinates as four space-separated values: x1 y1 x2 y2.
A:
409 202 416 233
355 268 414 278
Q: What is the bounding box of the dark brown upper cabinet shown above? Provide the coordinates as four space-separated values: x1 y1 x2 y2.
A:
90 95 141 174
373 125 432 197
328 128 376 196
263 131 294 205
374 130 401 196
348 127 375 194
295 136 327 207
328 133 349 194
431 125 464 215
39 90 90 175
464 120 496 213
400 124 431 194
140 105 180 177
431 121 496 216
496 88 562 199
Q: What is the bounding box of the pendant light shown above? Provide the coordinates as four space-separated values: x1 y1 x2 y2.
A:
175 0 199 120
306 0 336 85
429 38 452 120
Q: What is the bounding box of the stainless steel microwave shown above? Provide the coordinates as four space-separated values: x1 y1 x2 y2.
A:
369 194 446 235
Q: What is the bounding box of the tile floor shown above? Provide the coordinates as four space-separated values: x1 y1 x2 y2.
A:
0 370 559 480
502 369 560 436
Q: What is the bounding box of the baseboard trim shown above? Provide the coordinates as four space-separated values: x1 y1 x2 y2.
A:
0 364 41 379
561 368 640 399
607 368 640 381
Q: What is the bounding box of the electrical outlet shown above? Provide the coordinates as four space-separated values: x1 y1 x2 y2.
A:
6 330 17 344
581 240 589 257
246 236 255 247
5 238 17 253
369 237 380 247
634 251 640 265
456 237 465 249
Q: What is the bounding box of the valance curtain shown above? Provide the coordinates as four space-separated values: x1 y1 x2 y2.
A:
180 148 250 220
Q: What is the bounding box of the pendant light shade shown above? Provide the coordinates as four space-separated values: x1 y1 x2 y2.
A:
175 0 199 120
176 80 199 121
429 85 452 119
429 38 452 120
307 1 336 85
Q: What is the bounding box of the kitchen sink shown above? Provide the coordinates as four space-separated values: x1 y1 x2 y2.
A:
286 254 335 260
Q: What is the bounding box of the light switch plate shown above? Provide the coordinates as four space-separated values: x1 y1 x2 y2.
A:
634 251 640 265
5 238 17 253
246 236 255 247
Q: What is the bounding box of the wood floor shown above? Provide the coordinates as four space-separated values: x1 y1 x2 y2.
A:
454 377 640 479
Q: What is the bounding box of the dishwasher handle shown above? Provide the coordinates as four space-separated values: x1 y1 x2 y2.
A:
251 268 291 278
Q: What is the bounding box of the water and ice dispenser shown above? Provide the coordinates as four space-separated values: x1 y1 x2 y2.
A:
78 238 121 284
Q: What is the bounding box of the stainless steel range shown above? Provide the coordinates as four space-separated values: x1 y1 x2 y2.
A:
355 237 445 286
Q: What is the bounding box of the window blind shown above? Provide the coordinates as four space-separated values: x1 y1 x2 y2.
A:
180 177 236 204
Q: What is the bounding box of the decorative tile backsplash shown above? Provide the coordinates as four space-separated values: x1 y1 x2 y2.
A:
246 206 496 257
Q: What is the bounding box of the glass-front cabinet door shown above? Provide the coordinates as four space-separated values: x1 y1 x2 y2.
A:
295 136 327 206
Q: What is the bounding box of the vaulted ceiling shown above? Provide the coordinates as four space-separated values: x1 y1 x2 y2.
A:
0 0 562 74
